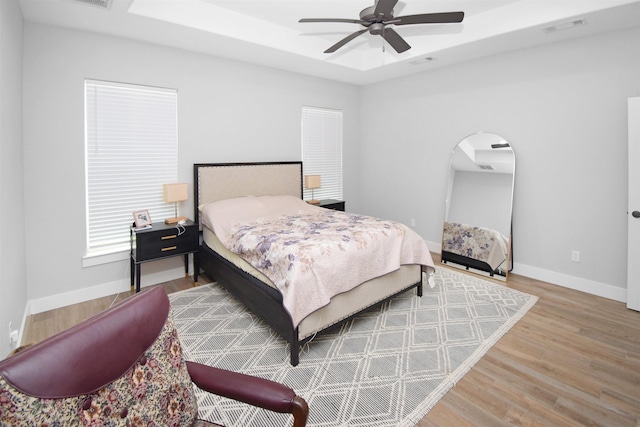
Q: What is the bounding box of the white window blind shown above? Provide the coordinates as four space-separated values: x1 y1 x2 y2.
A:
85 80 178 254
301 106 343 201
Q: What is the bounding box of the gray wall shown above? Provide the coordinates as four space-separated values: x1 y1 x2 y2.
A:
0 0 25 357
22 23 360 304
448 171 513 237
358 27 640 294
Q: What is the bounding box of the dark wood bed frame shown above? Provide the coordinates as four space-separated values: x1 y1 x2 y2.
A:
193 161 423 366
441 250 503 277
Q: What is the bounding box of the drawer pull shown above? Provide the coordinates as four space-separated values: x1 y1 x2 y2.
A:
161 235 177 240
161 246 177 252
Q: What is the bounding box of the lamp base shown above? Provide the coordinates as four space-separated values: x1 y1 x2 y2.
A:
165 216 187 224
307 199 320 205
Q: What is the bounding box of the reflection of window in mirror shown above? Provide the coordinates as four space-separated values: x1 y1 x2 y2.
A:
442 132 515 281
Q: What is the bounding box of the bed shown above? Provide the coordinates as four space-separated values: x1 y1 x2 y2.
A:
441 221 511 277
194 162 435 366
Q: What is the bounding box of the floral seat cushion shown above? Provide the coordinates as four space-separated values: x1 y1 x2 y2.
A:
0 289 198 426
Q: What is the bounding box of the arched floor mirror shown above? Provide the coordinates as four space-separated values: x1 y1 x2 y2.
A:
441 132 515 281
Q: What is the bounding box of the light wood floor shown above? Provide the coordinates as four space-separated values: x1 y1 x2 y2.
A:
22 258 640 427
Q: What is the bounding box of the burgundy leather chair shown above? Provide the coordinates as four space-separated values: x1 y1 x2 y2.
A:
0 286 308 426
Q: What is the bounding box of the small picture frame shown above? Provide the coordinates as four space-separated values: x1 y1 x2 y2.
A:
133 210 152 228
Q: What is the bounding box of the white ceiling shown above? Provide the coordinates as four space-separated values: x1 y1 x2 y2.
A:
451 132 514 174
19 0 640 85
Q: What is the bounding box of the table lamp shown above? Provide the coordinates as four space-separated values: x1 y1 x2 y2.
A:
304 175 321 205
163 183 188 224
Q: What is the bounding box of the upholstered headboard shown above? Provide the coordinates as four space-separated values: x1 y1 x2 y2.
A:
193 162 303 225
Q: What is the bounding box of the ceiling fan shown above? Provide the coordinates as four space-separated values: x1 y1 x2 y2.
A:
299 0 464 54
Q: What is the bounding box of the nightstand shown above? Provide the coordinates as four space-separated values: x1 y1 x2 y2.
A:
130 219 199 293
318 199 345 211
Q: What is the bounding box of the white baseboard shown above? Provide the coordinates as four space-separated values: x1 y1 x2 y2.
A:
425 239 626 303
512 263 626 303
26 266 190 316
426 240 441 254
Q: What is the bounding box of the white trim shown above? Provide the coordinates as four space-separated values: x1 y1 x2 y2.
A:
512 263 626 303
15 304 31 350
426 238 625 303
27 265 193 315
82 247 129 268
426 240 442 253
627 97 640 311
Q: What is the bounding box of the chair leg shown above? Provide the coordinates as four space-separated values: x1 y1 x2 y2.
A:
291 396 309 427
290 328 300 366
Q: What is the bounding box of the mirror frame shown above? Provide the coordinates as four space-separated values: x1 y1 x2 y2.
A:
441 132 515 281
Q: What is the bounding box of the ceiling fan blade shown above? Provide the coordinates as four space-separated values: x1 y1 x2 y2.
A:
325 29 368 53
373 0 399 19
393 11 464 26
382 28 410 53
299 18 367 25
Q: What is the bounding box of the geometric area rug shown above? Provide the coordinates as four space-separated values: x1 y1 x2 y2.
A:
169 267 538 427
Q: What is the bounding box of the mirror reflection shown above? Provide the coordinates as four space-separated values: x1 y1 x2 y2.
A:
441 132 515 281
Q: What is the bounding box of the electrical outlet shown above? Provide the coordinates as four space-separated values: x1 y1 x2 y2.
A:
571 250 581 263
8 321 19 346
410 218 416 227
9 330 18 345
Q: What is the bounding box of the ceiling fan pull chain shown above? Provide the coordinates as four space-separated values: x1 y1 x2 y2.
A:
382 28 386 52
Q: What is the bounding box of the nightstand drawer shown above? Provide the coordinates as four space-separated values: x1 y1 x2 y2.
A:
133 223 199 262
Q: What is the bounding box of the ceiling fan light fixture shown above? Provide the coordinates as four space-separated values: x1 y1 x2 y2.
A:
369 23 385 35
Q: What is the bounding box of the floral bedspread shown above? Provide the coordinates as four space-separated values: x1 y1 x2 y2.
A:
223 210 434 326
442 221 509 271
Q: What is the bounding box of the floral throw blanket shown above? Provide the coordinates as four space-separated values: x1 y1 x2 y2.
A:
442 221 509 270
222 210 434 327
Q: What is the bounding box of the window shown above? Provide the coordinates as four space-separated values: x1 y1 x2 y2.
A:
301 106 343 201
85 80 178 257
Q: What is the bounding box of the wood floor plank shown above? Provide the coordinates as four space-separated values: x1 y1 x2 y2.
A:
20 277 208 345
600 387 640 420
417 400 477 427
16 264 640 426
503 405 572 427
554 395 637 427
441 389 511 426
452 370 510 420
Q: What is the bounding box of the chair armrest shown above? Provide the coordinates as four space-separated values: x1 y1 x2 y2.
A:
186 361 308 427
